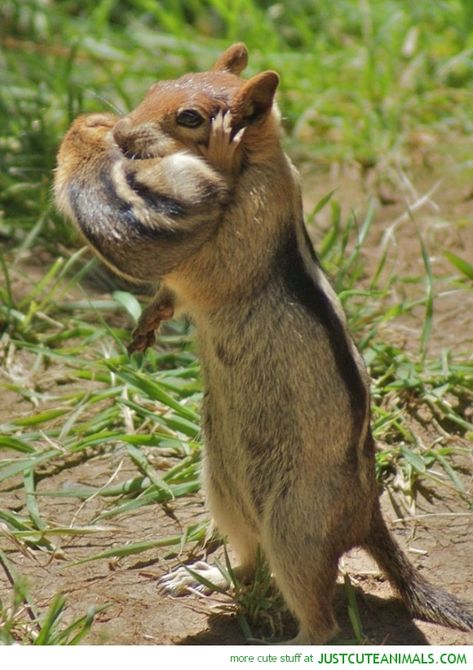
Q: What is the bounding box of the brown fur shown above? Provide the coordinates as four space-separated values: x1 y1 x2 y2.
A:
54 43 473 643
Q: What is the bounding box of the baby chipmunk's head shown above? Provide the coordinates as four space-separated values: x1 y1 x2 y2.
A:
112 43 280 161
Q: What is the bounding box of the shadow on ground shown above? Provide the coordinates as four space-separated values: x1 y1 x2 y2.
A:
178 583 431 645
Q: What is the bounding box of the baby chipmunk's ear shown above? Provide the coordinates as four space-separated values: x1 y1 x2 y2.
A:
212 42 249 75
231 71 279 126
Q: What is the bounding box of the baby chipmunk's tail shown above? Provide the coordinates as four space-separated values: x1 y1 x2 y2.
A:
364 509 473 631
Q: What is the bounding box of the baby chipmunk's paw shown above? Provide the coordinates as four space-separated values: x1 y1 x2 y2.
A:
202 111 245 175
158 561 229 596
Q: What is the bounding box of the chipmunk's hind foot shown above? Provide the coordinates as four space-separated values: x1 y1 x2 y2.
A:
158 560 230 596
158 560 254 597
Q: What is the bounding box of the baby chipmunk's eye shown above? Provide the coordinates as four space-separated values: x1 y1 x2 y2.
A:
176 109 205 128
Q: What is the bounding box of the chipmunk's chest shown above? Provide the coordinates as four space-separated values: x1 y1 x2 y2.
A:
198 326 303 519
195 293 339 453
193 278 368 487
196 300 295 450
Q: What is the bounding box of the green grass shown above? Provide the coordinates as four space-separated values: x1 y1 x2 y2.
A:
0 0 472 644
0 549 104 644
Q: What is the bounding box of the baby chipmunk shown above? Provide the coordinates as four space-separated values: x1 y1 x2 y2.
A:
54 43 473 644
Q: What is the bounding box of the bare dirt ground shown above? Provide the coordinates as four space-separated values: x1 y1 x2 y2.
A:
0 152 472 645
1 450 472 645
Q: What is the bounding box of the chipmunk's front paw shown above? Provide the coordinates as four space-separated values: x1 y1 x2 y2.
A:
127 294 174 353
158 561 229 596
202 111 245 175
127 327 156 354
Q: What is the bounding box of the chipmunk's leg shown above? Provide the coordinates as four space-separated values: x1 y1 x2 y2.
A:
127 285 175 354
158 475 258 596
261 503 340 644
200 111 245 176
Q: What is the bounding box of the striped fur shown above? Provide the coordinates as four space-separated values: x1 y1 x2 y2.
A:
54 113 230 282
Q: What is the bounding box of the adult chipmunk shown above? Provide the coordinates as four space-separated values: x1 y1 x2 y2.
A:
54 43 473 644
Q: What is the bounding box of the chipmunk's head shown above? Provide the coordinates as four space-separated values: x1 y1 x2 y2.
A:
113 43 280 162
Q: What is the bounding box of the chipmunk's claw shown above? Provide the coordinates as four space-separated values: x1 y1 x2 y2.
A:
127 328 156 354
211 110 246 145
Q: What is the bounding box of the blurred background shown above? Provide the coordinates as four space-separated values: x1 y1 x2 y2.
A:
1 0 473 248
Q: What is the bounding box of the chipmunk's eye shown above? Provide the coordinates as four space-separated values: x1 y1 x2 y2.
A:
176 109 205 128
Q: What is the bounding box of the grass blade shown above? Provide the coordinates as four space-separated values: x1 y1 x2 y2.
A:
444 251 473 280
70 523 207 565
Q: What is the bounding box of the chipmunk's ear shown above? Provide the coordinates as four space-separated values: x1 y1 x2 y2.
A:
212 43 248 75
231 71 279 125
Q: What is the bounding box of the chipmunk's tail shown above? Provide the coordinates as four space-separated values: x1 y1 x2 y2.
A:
363 509 473 631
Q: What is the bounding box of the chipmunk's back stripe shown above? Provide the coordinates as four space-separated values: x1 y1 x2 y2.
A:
301 222 320 264
280 226 367 464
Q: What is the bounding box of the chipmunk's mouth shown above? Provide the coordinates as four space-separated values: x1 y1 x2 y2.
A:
117 137 181 161
115 135 165 161
119 147 153 160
